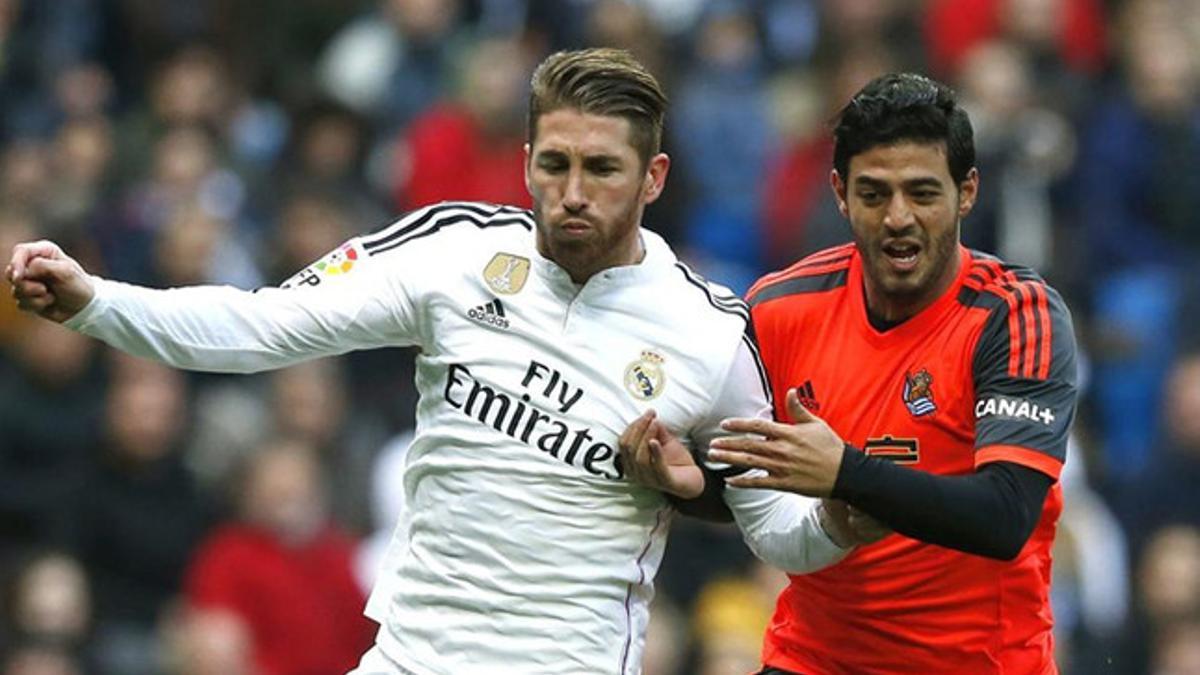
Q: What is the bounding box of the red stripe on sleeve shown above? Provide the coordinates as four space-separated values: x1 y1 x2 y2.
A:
1019 282 1039 379
1035 284 1053 380
994 267 1035 380
976 445 1063 480
796 243 855 265
1005 289 1022 377
747 249 854 300
756 244 855 285
974 261 1057 381
977 261 1022 378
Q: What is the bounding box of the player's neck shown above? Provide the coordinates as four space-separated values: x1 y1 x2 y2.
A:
865 305 907 332
863 249 962 325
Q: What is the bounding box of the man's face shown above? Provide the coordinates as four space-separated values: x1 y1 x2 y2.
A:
832 141 978 320
526 108 668 283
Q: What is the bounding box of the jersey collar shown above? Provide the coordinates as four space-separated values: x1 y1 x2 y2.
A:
531 227 677 295
849 244 972 345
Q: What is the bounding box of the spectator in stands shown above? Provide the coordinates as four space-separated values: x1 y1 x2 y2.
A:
1 551 91 671
0 319 98 548
1118 352 1200 549
73 355 212 675
955 39 1075 271
1074 0 1200 480
184 439 373 675
1127 525 1200 674
317 0 469 135
392 35 533 211
671 2 773 292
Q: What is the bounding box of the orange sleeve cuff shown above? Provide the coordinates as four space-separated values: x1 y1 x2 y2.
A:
975 444 1063 480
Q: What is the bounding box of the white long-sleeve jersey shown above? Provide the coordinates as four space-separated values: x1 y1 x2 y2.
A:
64 202 847 675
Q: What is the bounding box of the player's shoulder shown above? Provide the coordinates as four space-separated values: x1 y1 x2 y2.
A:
660 260 763 389
959 250 1069 319
667 259 751 328
357 201 534 259
962 250 1075 380
746 243 855 308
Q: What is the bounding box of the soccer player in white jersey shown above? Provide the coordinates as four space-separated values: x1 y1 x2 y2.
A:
8 49 878 674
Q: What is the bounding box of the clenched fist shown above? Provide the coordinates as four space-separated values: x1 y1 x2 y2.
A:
7 240 94 323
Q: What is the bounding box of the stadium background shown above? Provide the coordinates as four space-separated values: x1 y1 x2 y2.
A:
1 0 1198 673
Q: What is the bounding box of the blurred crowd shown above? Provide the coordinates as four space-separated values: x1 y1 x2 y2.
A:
1 0 1198 673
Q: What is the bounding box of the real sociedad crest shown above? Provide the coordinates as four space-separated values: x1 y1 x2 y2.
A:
483 253 530 295
902 368 937 417
624 350 666 401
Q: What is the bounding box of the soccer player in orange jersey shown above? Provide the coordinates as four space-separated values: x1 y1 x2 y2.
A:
689 73 1077 673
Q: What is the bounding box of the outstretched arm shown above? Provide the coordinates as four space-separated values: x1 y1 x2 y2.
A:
8 237 417 373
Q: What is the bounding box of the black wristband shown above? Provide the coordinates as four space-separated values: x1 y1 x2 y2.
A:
831 442 871 502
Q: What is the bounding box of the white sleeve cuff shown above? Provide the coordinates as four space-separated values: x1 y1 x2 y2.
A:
61 275 111 332
724 486 851 574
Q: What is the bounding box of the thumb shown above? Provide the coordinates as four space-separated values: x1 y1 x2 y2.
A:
787 388 816 423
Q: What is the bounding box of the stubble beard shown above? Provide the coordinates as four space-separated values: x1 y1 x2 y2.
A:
858 219 960 310
533 199 643 282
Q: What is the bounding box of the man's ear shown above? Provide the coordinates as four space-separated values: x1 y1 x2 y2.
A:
831 170 849 218
642 152 670 205
957 167 980 219
523 142 533 194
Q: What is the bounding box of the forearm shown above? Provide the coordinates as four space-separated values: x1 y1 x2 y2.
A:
724 485 849 574
832 450 1052 560
64 278 392 373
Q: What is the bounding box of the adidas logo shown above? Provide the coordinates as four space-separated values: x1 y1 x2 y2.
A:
796 379 820 412
468 298 509 329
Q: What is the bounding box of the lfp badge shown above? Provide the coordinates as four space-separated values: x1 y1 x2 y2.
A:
315 242 359 276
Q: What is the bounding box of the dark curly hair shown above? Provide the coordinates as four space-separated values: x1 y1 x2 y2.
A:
832 73 976 184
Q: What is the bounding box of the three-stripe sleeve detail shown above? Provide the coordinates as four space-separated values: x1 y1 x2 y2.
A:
362 202 533 257
965 259 1054 380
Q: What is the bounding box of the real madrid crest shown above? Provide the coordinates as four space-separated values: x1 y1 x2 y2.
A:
483 253 531 295
624 350 666 400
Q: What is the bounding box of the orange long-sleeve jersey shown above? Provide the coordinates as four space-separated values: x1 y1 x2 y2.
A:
747 244 1077 674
